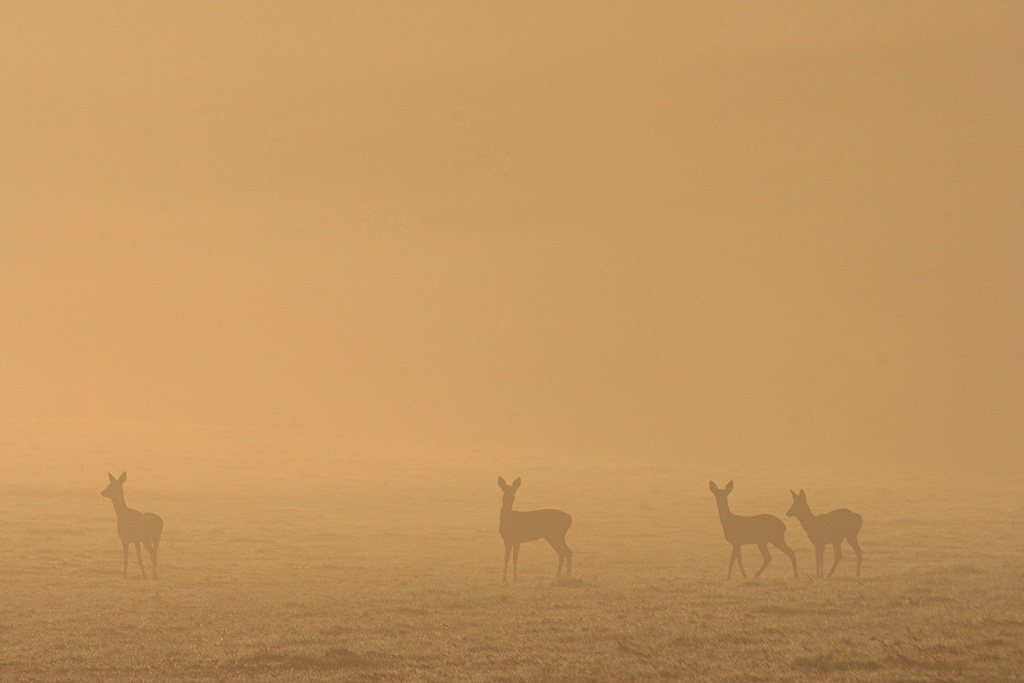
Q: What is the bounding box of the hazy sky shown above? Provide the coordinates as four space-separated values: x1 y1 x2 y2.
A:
2 3 1022 470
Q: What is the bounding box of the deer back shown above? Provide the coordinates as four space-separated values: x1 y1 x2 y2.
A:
501 508 572 543
117 508 163 543
720 512 786 545
806 508 862 543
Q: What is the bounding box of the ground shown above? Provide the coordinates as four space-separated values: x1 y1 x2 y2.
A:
1 422 1022 681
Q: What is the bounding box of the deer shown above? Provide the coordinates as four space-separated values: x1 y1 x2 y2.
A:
787 489 862 577
709 480 798 579
101 471 163 579
498 476 573 582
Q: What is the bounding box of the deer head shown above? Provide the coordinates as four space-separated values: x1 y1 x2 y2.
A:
101 471 127 499
787 489 809 518
498 476 521 508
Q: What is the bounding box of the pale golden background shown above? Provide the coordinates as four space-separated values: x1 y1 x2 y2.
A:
2 4 1024 681
3 2 1022 474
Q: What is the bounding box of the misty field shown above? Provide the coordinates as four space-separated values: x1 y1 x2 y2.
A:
1 423 1022 682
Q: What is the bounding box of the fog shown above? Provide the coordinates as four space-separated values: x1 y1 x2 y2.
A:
3 5 1024 681
2 3 1022 471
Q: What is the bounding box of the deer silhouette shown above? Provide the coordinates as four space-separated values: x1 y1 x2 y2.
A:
498 476 573 582
101 471 163 579
787 489 863 577
709 480 797 579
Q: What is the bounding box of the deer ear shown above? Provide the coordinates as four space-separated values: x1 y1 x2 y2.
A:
799 489 805 499
708 480 718 493
108 472 116 483
791 490 798 499
498 477 507 490
724 480 734 494
512 477 521 490
118 471 127 484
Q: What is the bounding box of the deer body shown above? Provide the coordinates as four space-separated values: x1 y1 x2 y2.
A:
787 489 862 577
709 480 797 579
498 477 572 582
101 472 163 579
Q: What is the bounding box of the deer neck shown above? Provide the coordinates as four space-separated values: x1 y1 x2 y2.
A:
792 505 815 532
109 491 129 517
715 499 734 527
503 499 520 528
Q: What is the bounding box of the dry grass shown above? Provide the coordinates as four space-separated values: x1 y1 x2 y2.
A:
1 422 1022 681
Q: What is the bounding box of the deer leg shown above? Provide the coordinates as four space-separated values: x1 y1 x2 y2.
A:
550 537 572 578
827 541 843 577
512 544 520 582
755 542 771 578
550 539 564 577
849 537 862 577
144 540 158 580
814 544 825 578
135 543 147 578
727 546 736 579
734 545 746 578
774 539 798 577
503 542 512 583
122 541 129 579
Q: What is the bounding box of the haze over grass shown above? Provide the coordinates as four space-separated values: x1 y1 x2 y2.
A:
2 423 1023 681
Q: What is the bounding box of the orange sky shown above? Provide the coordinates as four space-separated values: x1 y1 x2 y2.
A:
2 3 1022 471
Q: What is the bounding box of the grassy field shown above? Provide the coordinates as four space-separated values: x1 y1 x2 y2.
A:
1 422 1022 681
